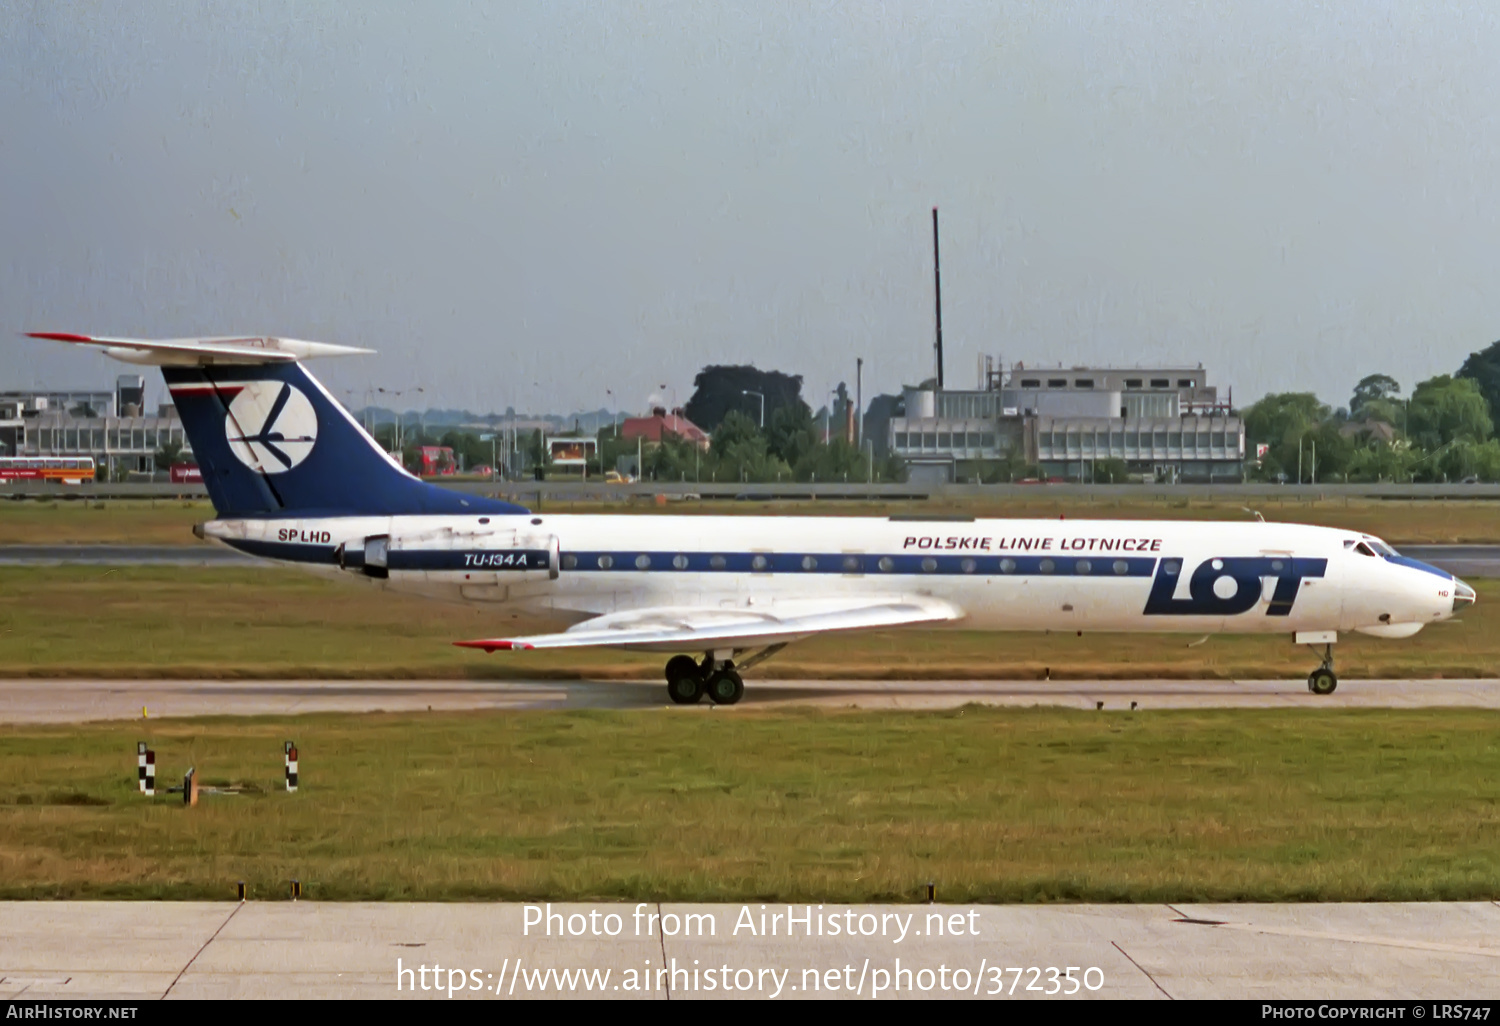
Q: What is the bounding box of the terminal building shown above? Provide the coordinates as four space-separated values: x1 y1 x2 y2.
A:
887 361 1245 485
0 374 190 478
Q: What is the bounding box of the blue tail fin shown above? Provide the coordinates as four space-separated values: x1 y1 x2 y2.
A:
162 362 527 518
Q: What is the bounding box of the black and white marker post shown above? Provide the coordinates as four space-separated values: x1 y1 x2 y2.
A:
285 741 298 793
136 742 155 797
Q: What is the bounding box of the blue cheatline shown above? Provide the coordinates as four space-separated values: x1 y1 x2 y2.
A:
161 363 528 518
221 540 1161 578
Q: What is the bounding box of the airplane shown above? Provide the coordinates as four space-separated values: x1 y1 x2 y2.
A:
27 332 1476 704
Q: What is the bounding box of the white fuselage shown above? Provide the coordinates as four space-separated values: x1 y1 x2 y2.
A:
203 513 1465 641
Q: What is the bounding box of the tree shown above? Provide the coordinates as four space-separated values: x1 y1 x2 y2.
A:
706 410 787 482
765 402 818 466
708 410 761 459
1306 418 1355 481
1242 393 1330 480
1435 438 1500 482
1346 440 1421 483
683 366 808 434
1406 375 1492 451
152 436 184 471
1458 340 1500 429
1357 397 1405 430
1350 374 1400 418
640 432 705 482
439 430 491 471
791 436 865 482
1092 457 1131 484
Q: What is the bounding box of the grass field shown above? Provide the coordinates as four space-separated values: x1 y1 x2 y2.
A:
0 566 1494 680
1 708 1496 902
5 495 1500 543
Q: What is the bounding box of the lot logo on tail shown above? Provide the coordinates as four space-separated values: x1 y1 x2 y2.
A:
225 382 318 473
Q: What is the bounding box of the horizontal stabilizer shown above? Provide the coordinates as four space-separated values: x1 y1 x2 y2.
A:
455 598 964 653
26 332 373 366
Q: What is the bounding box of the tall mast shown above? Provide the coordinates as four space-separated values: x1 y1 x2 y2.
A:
932 206 944 390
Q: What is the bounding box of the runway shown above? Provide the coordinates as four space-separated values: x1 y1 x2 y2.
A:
3 677 1500 723
0 543 1496 574
1 901 1496 999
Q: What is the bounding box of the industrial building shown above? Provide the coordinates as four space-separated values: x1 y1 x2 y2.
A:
0 374 190 478
888 361 1245 485
877 209 1246 485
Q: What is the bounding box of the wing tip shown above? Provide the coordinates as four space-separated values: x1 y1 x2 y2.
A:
25 331 94 343
453 639 533 652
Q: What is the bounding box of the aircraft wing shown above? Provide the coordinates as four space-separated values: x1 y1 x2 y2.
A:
25 332 372 366
454 597 965 653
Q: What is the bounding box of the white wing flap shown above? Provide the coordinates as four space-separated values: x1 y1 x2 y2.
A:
455 598 964 653
25 332 373 366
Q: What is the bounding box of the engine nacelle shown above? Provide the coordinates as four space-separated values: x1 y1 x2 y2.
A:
336 534 390 578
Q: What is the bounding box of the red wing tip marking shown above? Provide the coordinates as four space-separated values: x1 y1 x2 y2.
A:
26 332 95 343
453 640 532 652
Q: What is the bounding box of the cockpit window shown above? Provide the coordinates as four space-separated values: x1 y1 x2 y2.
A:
1354 542 1377 557
1343 539 1356 549
1368 540 1396 556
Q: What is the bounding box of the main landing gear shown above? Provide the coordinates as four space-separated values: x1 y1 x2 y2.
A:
1306 642 1338 695
664 654 743 706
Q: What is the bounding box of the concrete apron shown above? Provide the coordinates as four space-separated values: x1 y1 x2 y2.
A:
1 901 1498 1000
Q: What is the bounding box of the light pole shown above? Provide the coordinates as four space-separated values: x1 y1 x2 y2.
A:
341 388 375 432
376 386 423 453
742 390 764 428
479 434 497 481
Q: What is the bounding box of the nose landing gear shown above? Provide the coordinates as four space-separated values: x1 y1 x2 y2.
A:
1306 642 1338 695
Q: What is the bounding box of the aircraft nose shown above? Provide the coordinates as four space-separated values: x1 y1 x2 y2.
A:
1453 578 1477 611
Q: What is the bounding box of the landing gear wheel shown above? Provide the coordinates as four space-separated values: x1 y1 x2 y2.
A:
664 655 699 684
667 672 704 705
705 670 745 706
1307 668 1338 695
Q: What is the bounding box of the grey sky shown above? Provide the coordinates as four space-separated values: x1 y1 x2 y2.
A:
4 1 1499 415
